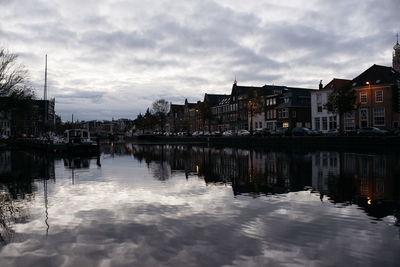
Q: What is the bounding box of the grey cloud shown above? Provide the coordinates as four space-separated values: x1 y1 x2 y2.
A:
1 0 399 120
79 30 156 50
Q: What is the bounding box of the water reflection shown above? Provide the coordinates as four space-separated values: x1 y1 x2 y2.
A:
126 145 400 220
0 146 399 266
0 151 55 244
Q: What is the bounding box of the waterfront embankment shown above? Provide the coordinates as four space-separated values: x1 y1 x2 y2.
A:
127 135 400 151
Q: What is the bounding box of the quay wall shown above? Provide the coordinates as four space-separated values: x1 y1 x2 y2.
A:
129 135 400 151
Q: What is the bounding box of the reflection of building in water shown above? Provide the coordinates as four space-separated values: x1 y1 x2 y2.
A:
0 151 54 244
312 151 400 218
343 153 397 203
312 151 340 192
0 151 11 174
131 145 313 195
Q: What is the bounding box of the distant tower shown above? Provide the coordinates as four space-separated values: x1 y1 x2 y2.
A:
393 33 400 72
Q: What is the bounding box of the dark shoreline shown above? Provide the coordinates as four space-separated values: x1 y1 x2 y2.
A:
126 135 400 152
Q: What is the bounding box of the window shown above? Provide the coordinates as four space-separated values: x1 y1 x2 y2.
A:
282 108 288 118
292 111 296 118
375 90 383 102
373 107 385 126
360 92 367 104
255 122 258 128
322 117 328 130
259 122 262 128
284 97 289 103
317 105 323 112
329 116 337 129
315 118 320 130
283 122 289 128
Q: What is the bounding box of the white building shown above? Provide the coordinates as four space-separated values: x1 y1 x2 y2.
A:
311 79 350 133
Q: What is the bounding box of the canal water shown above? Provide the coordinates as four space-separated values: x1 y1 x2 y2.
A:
0 144 399 266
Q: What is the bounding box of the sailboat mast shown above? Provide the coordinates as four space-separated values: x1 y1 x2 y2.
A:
44 54 47 101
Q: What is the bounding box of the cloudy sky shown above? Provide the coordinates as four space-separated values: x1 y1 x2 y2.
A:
1 0 399 121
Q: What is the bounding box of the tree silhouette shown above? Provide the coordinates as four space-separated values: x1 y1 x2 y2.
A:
247 88 264 134
198 101 214 133
151 99 170 132
325 84 356 133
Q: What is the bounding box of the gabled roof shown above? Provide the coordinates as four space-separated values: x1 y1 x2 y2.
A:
351 64 400 87
203 93 228 106
322 78 351 91
217 95 231 106
170 104 184 112
231 84 265 96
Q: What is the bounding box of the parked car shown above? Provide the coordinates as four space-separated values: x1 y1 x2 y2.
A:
253 129 271 136
271 127 291 136
237 129 250 136
223 130 234 136
388 127 400 136
211 131 222 136
202 131 210 136
325 129 339 136
192 131 201 136
357 127 388 136
292 127 314 136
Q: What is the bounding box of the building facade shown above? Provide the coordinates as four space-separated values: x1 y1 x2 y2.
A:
311 79 351 133
351 64 400 129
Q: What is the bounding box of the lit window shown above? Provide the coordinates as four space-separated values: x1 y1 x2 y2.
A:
283 122 289 128
360 92 367 104
375 90 383 102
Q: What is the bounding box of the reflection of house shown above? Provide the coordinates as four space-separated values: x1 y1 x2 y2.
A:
342 153 396 202
311 79 351 133
311 151 340 192
0 151 11 174
311 151 399 205
130 145 313 195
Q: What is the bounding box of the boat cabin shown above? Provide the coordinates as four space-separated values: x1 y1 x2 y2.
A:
64 129 91 144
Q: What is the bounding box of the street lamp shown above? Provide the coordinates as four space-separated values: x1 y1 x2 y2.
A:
366 81 372 127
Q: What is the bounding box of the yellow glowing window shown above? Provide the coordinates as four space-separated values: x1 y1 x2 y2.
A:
283 122 289 128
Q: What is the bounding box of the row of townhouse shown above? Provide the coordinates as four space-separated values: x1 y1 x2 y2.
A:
0 97 56 137
166 81 315 133
167 39 400 134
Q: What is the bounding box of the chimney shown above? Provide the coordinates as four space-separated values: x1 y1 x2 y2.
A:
319 80 323 90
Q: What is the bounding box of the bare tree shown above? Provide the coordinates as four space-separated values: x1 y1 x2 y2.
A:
247 88 264 134
0 48 29 97
151 99 170 132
